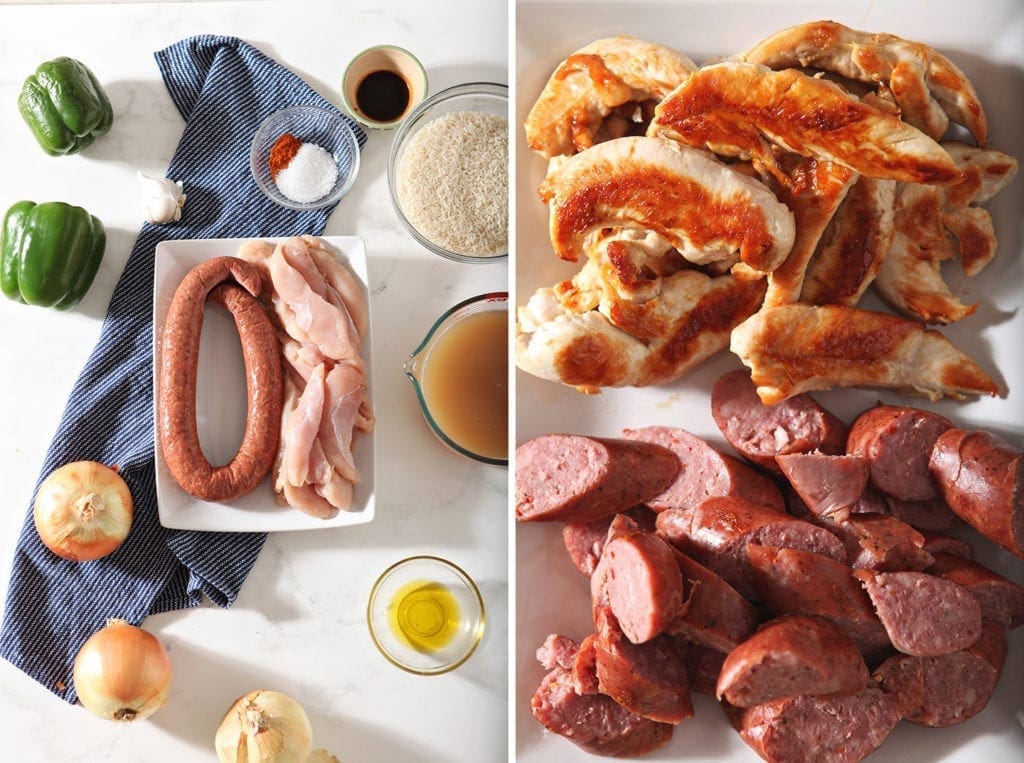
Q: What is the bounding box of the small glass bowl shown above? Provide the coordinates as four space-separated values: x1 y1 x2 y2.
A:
250 105 361 210
403 292 508 466
367 556 485 676
387 82 508 263
340 45 428 130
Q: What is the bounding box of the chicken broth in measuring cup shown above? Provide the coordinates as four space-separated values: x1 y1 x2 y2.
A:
405 294 508 464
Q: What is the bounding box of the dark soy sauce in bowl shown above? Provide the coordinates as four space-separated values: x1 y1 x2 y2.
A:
357 70 411 123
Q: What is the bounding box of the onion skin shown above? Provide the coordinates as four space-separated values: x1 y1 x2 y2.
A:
33 461 133 562
73 619 172 721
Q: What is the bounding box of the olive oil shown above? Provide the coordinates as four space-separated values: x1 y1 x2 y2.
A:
388 580 461 653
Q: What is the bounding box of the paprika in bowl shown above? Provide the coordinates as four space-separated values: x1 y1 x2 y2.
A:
250 105 361 210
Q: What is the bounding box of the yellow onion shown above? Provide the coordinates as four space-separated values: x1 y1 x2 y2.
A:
34 461 133 561
73 619 172 721
215 690 314 763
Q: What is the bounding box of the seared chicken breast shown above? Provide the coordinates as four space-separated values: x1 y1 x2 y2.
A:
525 36 696 158
761 155 858 306
518 268 766 392
731 303 998 404
801 176 897 307
541 136 796 273
740 20 987 144
875 143 1018 323
649 62 961 186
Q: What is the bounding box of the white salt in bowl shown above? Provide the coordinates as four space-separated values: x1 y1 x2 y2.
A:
250 105 361 210
387 82 508 263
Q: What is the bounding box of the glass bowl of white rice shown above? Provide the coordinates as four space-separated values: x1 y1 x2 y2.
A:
250 105 362 210
388 82 508 263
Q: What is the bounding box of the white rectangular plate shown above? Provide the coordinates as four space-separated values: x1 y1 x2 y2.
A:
153 236 375 533
517 1 1024 761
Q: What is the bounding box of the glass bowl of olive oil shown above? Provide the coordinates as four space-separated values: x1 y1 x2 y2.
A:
367 555 485 675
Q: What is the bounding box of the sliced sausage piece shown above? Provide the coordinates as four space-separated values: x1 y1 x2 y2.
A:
597 532 684 643
854 569 982 656
687 644 727 696
919 531 973 559
733 685 903 763
537 633 580 671
819 513 934 572
927 552 1024 629
656 497 847 599
847 405 953 501
905 622 1008 728
573 634 600 695
929 428 1024 558
717 615 869 707
531 656 674 756
871 652 926 716
849 483 890 516
590 514 647 619
594 610 694 724
747 545 890 659
562 506 657 578
885 496 965 532
669 548 759 653
780 484 813 520
711 368 847 472
516 434 679 522
622 425 784 512
775 453 869 519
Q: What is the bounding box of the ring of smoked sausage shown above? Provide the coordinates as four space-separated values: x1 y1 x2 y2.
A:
158 256 283 501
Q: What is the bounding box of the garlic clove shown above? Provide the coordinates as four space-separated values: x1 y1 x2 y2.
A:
138 171 186 224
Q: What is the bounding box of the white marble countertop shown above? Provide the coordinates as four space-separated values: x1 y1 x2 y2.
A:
0 1 508 761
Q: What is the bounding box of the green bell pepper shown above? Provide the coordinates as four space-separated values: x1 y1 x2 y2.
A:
1 201 105 310
18 57 113 156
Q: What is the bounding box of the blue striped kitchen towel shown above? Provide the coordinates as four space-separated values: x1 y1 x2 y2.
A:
0 35 366 703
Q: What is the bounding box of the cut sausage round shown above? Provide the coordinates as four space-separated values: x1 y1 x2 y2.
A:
531 656 674 756
656 496 847 599
927 552 1024 630
623 425 784 512
747 545 890 659
775 452 869 520
871 652 926 716
562 505 656 578
733 684 903 763
669 548 759 653
847 405 953 501
905 622 1008 727
516 434 679 522
885 496 965 532
598 532 684 644
594 610 694 724
929 428 1024 558
572 634 600 695
819 513 934 572
919 532 973 560
854 569 982 656
711 368 848 472
687 644 727 696
717 615 869 707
